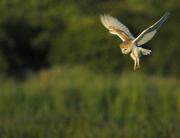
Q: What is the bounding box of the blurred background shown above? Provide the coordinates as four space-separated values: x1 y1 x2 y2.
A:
0 0 179 137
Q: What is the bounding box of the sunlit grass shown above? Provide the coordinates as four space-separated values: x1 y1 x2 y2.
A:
0 66 179 138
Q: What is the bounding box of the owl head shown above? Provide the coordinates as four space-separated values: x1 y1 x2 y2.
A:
120 41 133 54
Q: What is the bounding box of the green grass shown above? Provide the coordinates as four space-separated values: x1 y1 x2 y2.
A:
0 66 179 138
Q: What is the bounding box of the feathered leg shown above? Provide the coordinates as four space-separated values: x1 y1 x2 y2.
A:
137 57 140 68
130 52 137 70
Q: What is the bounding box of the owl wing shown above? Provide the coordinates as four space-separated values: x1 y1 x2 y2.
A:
100 14 135 41
133 12 170 46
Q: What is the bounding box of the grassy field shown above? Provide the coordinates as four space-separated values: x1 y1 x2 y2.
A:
0 66 179 138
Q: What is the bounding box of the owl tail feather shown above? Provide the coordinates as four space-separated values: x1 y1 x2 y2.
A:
139 47 151 55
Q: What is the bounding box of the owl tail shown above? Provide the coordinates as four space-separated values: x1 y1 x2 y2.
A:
139 47 151 55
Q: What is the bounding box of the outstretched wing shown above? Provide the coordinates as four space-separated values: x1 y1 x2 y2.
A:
133 12 170 46
100 14 135 41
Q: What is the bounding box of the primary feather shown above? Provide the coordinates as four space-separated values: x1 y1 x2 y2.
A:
133 12 170 46
100 14 135 41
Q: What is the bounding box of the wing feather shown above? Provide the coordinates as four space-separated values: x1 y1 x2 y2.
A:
133 12 170 46
100 14 135 41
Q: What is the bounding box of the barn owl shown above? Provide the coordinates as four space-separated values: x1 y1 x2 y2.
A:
100 12 170 70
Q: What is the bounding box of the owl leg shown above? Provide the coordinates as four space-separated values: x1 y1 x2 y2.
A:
137 57 140 68
130 53 137 70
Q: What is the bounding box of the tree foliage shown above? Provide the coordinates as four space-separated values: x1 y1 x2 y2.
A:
0 0 179 76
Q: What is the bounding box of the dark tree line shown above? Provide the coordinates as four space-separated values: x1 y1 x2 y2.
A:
0 0 179 76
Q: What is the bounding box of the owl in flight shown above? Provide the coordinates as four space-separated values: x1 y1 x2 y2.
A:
100 12 170 70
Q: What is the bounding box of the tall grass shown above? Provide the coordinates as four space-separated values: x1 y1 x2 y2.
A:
0 66 179 138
